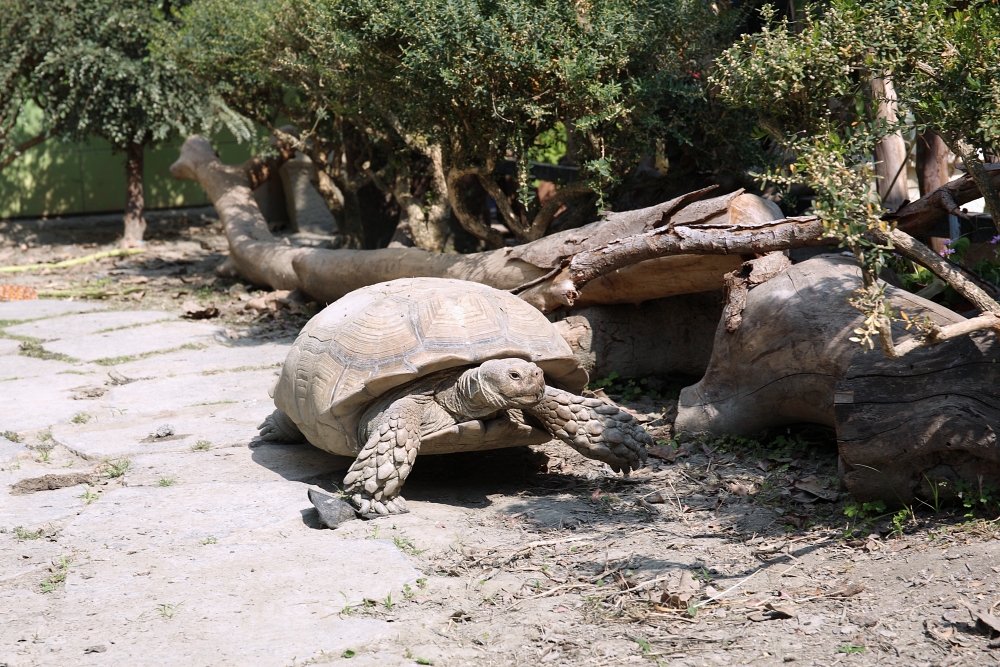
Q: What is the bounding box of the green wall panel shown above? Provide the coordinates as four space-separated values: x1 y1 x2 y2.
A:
0 103 256 218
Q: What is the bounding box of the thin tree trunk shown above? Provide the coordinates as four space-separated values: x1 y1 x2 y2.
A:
916 130 952 255
122 142 146 248
448 166 503 248
916 131 951 196
869 77 909 211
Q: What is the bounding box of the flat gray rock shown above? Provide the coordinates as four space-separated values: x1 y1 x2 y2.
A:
0 338 21 356
43 321 225 363
5 310 176 341
309 487 359 528
0 436 27 464
0 299 105 322
52 402 273 459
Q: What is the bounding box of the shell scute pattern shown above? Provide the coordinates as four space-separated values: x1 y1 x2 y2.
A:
273 278 587 456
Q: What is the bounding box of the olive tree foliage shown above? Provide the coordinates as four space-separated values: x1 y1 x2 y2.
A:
713 0 1000 353
1 0 248 245
164 0 759 251
0 2 56 172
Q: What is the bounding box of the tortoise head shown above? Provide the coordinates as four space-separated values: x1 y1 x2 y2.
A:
472 358 546 410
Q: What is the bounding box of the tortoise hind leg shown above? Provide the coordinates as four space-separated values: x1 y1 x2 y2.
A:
257 410 306 443
342 397 421 517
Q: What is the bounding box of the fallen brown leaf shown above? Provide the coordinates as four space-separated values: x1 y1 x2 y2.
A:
827 580 865 598
793 479 839 501
959 599 1000 636
647 446 678 462
181 300 219 319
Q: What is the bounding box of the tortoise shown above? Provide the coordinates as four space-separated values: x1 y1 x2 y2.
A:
258 277 651 518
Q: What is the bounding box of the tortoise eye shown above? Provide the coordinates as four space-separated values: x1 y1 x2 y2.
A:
510 372 521 380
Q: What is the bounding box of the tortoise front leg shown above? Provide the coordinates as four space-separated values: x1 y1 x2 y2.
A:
342 398 421 517
527 388 650 473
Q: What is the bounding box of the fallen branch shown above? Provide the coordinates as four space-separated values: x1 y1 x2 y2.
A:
871 228 1000 359
0 248 145 273
520 211 823 311
889 162 1000 237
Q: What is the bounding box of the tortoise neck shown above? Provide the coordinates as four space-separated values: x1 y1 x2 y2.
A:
437 367 506 419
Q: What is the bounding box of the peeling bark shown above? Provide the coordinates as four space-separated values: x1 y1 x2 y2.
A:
722 252 792 333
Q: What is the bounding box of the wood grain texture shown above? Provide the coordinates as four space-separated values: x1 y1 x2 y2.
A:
836 329 1000 505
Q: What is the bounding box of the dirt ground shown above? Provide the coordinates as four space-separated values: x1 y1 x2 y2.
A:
3 211 1000 667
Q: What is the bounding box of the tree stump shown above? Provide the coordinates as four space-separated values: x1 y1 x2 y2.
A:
836 329 1000 506
674 255 965 436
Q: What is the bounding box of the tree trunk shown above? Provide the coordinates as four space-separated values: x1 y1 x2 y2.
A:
673 255 966 437
916 131 951 196
448 166 504 248
122 142 146 248
869 77 909 211
835 329 1000 506
916 130 953 255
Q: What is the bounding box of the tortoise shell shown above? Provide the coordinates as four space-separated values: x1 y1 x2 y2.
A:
272 277 588 456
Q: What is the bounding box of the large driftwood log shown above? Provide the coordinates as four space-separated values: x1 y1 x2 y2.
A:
673 255 965 436
835 330 1000 506
171 135 787 309
553 292 723 378
171 134 1000 316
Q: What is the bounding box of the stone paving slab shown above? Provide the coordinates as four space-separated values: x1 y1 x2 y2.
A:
47 539 409 667
113 340 289 378
0 338 20 355
60 481 318 547
0 436 27 465
126 445 351 487
5 310 176 341
51 402 273 460
0 483 89 532
0 373 103 433
103 368 275 414
0 306 424 667
0 299 105 322
43 320 225 362
0 355 99 380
